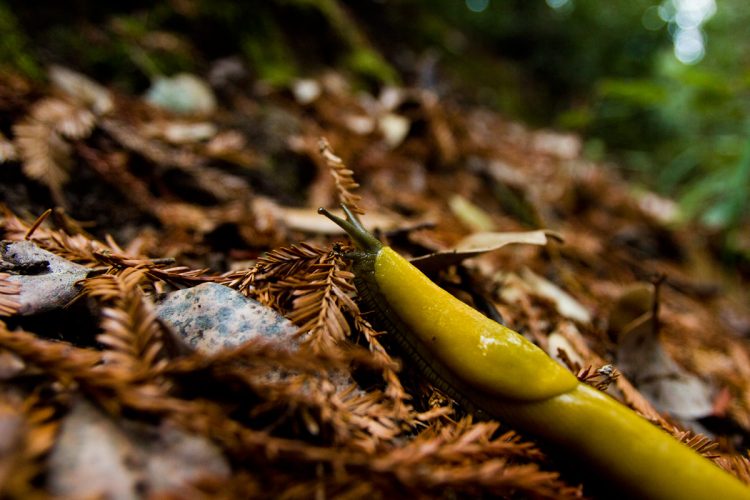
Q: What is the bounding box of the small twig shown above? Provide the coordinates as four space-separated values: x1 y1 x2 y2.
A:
24 208 52 240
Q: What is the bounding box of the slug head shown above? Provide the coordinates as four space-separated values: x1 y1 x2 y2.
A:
318 205 382 255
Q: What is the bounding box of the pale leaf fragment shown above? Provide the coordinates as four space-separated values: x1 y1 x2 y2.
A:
410 230 559 273
49 65 113 115
0 133 18 163
448 195 496 232
520 268 592 323
609 284 714 420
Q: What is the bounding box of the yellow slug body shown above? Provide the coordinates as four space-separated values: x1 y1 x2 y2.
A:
319 206 750 499
373 246 750 500
484 384 750 500
375 247 578 401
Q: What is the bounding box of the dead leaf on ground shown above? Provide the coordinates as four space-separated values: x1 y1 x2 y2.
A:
410 229 560 273
609 283 714 420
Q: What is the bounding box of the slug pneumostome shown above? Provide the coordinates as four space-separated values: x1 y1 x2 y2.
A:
319 205 750 500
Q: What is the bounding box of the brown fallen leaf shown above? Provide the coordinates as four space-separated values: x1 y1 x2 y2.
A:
609 283 714 420
410 229 561 273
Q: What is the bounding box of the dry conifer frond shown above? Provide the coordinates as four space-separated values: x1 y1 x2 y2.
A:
0 393 61 499
576 364 619 392
100 118 203 169
354 315 410 415
12 97 96 196
221 243 328 308
282 252 357 351
162 334 395 377
31 98 96 139
355 418 580 499
233 242 410 415
41 230 111 265
672 429 719 458
318 137 363 214
81 268 168 377
49 65 113 115
0 323 102 384
256 242 328 281
161 337 408 449
0 273 21 316
614 373 671 427
75 142 158 214
716 454 750 485
0 132 18 162
1 208 103 264
168 397 580 500
92 249 219 287
13 120 72 191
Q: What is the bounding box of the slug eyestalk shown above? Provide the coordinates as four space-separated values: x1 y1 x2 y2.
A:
318 206 381 254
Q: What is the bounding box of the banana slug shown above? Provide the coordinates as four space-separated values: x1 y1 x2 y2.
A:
319 206 750 500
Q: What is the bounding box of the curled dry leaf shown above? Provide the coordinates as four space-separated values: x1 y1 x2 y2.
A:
609 283 714 420
519 267 592 324
448 194 497 232
279 206 397 235
49 65 113 115
140 121 217 144
410 229 560 274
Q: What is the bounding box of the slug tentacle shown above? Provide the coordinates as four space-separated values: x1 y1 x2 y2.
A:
318 206 381 254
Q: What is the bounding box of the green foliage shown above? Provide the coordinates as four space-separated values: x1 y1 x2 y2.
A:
3 0 747 233
347 0 748 233
0 2 42 79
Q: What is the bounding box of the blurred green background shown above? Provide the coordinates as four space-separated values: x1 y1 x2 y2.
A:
1 0 748 240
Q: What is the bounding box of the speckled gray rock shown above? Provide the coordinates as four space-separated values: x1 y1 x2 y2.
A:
48 399 230 500
0 240 89 315
155 283 361 399
155 282 297 354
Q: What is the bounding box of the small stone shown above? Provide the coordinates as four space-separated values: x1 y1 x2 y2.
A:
48 399 230 500
155 282 297 354
1 240 89 316
145 74 217 115
291 78 321 105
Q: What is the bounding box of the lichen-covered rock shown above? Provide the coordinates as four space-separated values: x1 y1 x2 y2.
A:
155 282 297 354
48 399 230 500
1 240 89 316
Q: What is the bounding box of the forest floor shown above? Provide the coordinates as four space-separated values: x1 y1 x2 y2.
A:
1 65 750 498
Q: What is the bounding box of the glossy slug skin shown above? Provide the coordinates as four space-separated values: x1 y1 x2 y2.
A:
319 206 750 500
374 246 578 401
482 384 750 500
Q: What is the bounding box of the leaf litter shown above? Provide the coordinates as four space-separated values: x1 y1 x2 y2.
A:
0 65 748 498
